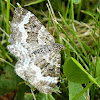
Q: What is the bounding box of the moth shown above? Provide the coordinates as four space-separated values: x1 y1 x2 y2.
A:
7 7 63 93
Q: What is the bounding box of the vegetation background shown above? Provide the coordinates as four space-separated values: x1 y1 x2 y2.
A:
0 0 100 100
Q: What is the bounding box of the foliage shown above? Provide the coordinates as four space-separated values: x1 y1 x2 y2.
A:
0 0 100 100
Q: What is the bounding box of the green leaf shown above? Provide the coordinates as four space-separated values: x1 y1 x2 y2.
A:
63 57 90 84
36 93 48 100
14 83 30 100
36 93 55 100
24 0 45 6
73 0 81 4
0 65 30 100
96 59 100 77
69 81 86 100
47 94 55 100
96 59 100 85
63 57 100 87
96 77 100 86
0 66 21 95
24 93 33 100
6 0 10 35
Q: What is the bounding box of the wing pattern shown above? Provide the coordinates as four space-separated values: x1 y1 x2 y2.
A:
7 8 63 93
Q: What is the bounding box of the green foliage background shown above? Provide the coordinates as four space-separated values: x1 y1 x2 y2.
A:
0 0 100 100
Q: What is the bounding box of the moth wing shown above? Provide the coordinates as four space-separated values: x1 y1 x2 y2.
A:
9 8 55 46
